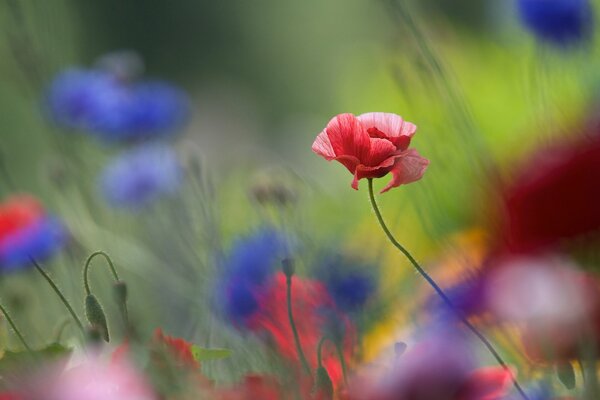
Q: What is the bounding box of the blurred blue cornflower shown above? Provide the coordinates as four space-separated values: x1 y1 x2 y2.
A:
425 277 486 323
316 254 375 313
215 228 291 327
517 0 593 46
0 195 67 272
99 144 183 209
46 65 189 142
0 218 66 272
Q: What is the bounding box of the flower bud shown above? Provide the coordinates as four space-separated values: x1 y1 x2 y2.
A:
85 294 109 342
85 325 103 346
113 281 128 307
282 258 295 279
313 366 334 399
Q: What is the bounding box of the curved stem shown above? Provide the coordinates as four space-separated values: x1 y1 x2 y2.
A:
317 336 327 367
286 275 312 375
83 251 120 296
31 258 85 334
0 302 32 352
367 179 529 400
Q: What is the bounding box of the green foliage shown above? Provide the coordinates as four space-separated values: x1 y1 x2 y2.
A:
191 345 232 362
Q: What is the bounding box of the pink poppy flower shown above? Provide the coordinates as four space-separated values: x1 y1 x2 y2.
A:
343 330 513 400
312 113 429 193
22 356 156 400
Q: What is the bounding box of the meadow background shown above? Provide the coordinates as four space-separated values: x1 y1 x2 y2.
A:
0 0 598 388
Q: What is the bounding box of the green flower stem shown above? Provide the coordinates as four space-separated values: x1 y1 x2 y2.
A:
317 336 327 367
286 274 312 375
0 302 32 352
367 179 529 400
83 251 120 296
317 336 348 385
335 341 349 385
31 258 85 335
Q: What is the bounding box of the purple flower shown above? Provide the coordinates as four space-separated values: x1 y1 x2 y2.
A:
0 217 66 272
99 144 183 209
0 195 67 272
517 0 593 46
46 66 189 142
316 254 375 313
215 228 290 327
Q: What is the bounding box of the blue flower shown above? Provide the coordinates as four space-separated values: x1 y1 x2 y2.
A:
505 383 552 400
99 144 183 209
517 0 593 46
0 217 66 272
317 254 375 313
215 228 290 326
46 68 189 142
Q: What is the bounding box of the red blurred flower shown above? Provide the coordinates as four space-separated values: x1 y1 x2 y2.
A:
0 196 43 242
0 394 21 400
153 328 199 369
0 194 66 271
249 272 355 388
211 375 282 400
312 113 429 193
501 134 600 253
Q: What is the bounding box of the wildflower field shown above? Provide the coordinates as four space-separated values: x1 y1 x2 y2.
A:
1 1 600 399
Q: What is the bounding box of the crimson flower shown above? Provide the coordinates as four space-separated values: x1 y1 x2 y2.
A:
211 375 282 400
312 113 429 193
501 134 600 253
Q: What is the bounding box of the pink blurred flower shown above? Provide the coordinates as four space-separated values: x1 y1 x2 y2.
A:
22 356 156 400
485 256 600 363
312 113 429 193
343 330 513 400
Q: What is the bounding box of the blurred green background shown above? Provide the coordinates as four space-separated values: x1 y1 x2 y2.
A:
1 0 600 384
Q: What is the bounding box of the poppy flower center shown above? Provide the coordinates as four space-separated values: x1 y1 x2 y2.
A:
367 127 389 140
367 126 411 151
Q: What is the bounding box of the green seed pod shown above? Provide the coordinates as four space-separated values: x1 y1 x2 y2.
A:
282 258 295 278
85 294 109 342
86 325 103 346
313 366 334 400
113 281 128 308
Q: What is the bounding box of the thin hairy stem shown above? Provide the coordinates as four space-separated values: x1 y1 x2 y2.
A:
335 341 349 385
286 275 312 375
0 302 32 352
31 258 85 334
367 179 529 400
83 250 120 295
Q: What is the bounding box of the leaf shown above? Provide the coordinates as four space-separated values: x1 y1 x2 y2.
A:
190 345 232 361
556 362 576 390
0 342 71 373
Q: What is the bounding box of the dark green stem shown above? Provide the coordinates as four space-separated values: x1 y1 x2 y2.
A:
0 302 32 352
317 336 327 367
31 258 85 334
83 251 120 295
335 341 349 385
367 179 529 400
317 336 349 385
286 274 312 375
